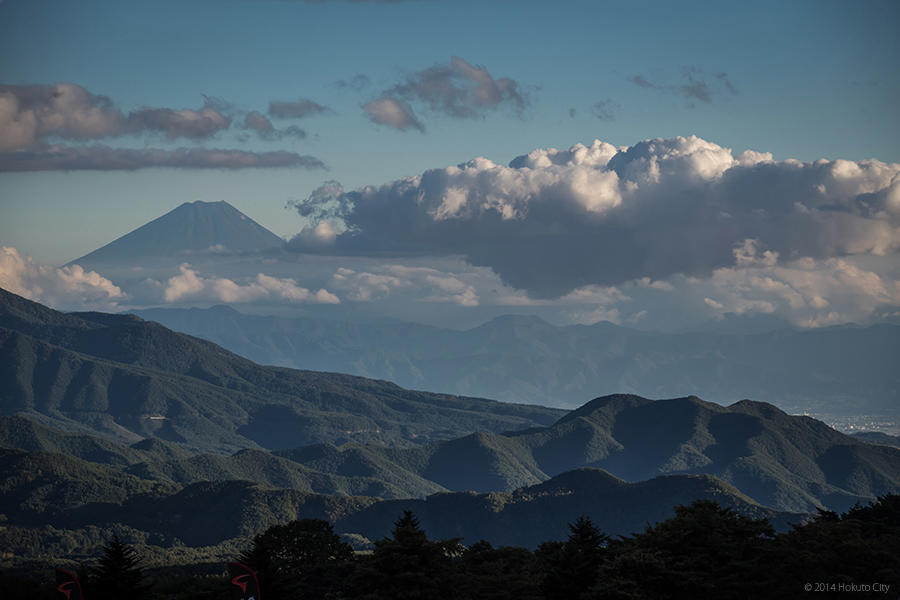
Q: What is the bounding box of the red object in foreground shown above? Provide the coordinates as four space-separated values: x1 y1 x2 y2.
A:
227 561 261 600
55 569 83 600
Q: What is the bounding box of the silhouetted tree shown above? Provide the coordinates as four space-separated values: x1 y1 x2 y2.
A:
240 518 354 600
91 536 150 600
766 495 900 595
594 500 773 599
539 516 608 600
353 510 462 600
458 540 542 600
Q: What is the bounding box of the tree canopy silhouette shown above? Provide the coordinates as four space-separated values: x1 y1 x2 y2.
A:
353 510 462 600
240 518 354 600
90 536 150 600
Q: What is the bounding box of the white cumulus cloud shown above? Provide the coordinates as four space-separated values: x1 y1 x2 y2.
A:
288 135 900 298
162 264 339 304
0 246 124 310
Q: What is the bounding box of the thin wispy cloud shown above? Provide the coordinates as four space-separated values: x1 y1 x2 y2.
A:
242 111 307 140
362 57 529 132
335 74 371 91
632 68 738 106
590 99 619 121
267 98 331 119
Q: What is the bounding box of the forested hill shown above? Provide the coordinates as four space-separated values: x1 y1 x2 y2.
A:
0 287 563 453
275 394 900 513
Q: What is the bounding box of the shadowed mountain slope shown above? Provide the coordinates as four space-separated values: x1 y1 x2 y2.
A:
0 288 563 453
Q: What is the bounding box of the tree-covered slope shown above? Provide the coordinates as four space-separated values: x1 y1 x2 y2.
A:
335 468 801 548
276 394 900 513
0 443 800 552
0 416 446 499
0 288 563 453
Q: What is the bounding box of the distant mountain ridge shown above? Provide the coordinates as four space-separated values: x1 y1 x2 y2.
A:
852 431 900 448
134 305 900 413
0 287 563 453
274 393 900 513
68 200 284 266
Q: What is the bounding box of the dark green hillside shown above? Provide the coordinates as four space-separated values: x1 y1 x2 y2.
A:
0 288 563 452
502 395 900 512
0 415 147 466
0 448 177 524
276 394 900 513
66 480 379 546
0 416 444 499
125 448 444 498
273 443 445 497
333 468 800 548
0 443 803 560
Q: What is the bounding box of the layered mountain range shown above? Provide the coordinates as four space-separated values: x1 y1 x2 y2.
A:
2 287 898 561
134 305 900 414
0 417 801 550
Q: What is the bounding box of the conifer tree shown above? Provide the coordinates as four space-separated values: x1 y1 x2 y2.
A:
540 516 608 600
91 536 150 600
353 510 461 600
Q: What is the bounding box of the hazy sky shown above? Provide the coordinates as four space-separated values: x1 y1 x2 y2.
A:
1 0 899 329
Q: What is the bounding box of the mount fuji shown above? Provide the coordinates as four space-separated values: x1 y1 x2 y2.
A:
69 200 284 267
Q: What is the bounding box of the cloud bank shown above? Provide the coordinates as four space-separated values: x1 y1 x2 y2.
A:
288 135 900 298
0 83 327 170
0 145 325 171
0 84 234 148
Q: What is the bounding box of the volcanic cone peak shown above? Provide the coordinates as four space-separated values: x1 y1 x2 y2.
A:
69 200 284 265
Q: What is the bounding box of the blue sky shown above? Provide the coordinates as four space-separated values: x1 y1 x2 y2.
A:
1 0 899 329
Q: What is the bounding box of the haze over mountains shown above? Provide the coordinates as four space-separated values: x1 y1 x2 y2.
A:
134 304 900 415
38 198 897 418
